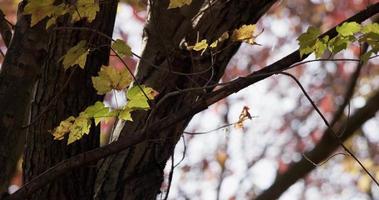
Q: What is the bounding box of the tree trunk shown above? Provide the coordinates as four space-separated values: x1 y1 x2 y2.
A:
23 1 118 199
94 1 277 199
0 2 49 193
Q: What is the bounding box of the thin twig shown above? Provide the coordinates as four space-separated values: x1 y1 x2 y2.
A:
279 71 379 188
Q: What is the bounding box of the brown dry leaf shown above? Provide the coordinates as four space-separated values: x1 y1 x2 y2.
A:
234 106 252 129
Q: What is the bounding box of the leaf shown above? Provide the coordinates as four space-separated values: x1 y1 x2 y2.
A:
168 0 192 9
234 106 252 129
70 0 100 23
84 101 114 125
210 40 218 48
24 0 55 27
328 35 353 54
112 39 132 58
362 23 379 34
314 36 329 58
45 4 69 29
193 39 208 52
126 85 156 109
336 22 361 37
92 66 132 95
61 40 89 69
119 107 133 121
67 113 91 144
231 24 256 44
52 116 75 140
297 26 320 57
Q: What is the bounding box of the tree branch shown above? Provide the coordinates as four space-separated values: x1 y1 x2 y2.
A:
6 2 379 199
255 88 379 200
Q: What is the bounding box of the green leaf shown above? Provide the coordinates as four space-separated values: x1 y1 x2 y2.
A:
71 0 99 23
67 113 91 144
24 0 55 27
112 39 132 58
313 35 329 58
362 23 379 34
92 66 132 95
336 22 361 37
297 26 320 57
119 107 133 121
168 0 192 9
126 85 155 109
328 35 353 54
61 40 89 70
84 101 115 125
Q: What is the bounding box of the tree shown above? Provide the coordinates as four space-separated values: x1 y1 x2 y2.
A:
0 0 379 199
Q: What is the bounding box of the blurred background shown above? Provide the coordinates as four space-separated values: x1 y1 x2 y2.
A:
1 0 379 199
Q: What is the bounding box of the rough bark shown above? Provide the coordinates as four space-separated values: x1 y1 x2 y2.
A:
255 89 379 200
94 1 277 199
0 2 49 193
22 1 118 199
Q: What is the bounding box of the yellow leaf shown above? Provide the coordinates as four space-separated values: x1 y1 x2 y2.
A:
92 66 132 95
52 116 75 140
210 40 218 48
61 40 89 70
232 24 256 44
119 107 133 121
71 0 99 23
46 4 69 29
168 0 192 9
24 0 55 27
193 39 208 52
67 113 91 144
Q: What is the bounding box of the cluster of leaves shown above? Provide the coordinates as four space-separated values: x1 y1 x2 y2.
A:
188 24 257 54
22 0 156 144
53 84 155 144
298 22 379 62
24 0 99 28
52 38 155 144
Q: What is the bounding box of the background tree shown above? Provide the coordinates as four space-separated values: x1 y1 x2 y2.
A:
0 0 379 200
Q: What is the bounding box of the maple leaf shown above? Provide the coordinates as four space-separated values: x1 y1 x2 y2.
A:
119 107 133 121
232 24 256 44
336 22 361 37
52 116 75 140
61 40 89 70
297 26 320 57
168 0 192 9
71 0 100 23
84 101 116 125
92 66 132 95
24 0 55 27
46 4 69 29
67 113 91 144
112 39 132 58
126 85 156 109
